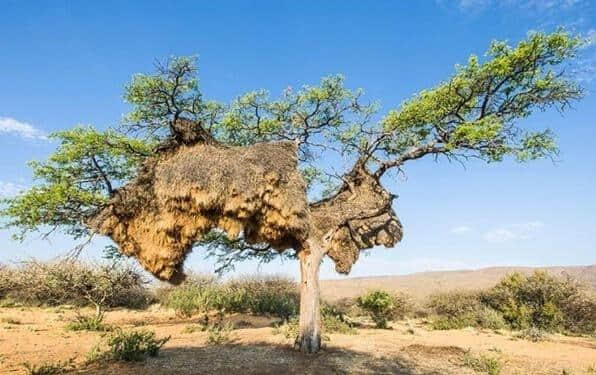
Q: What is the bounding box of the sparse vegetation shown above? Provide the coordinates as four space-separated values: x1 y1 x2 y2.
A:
65 312 112 332
205 322 234 345
461 351 502 375
1 316 22 325
357 290 410 328
22 359 75 375
87 328 170 363
427 271 595 335
0 260 152 309
160 274 299 319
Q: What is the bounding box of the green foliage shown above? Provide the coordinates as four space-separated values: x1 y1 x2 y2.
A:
0 30 585 280
22 359 75 375
163 277 218 318
205 322 234 345
427 271 595 334
381 29 583 165
427 291 505 330
481 271 590 332
160 275 299 319
65 312 112 332
274 307 357 339
88 329 170 362
461 351 502 375
1 127 153 240
357 290 410 328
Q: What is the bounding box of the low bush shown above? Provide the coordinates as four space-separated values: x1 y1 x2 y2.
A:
65 312 112 332
427 292 505 330
160 274 299 319
87 329 170 362
427 271 595 335
481 271 595 333
205 322 234 345
461 351 502 375
0 260 152 309
357 290 410 328
22 359 75 375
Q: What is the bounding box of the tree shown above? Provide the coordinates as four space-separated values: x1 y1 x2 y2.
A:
1 31 585 353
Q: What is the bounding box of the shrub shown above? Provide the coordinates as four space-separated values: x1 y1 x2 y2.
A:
0 260 152 309
22 359 75 375
461 351 502 375
515 327 547 342
87 329 170 362
205 322 234 345
65 312 111 332
427 291 506 330
160 274 299 319
482 271 594 333
163 277 217 318
357 290 410 328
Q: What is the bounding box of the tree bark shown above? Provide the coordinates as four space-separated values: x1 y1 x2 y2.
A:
295 239 325 353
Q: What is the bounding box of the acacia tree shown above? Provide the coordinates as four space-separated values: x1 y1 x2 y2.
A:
1 31 585 353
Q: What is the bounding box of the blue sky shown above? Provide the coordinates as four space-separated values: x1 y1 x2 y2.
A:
1 0 595 280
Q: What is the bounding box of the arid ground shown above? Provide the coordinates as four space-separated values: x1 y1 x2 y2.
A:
1 305 594 375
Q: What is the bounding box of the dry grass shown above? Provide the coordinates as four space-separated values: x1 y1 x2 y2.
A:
1 306 595 374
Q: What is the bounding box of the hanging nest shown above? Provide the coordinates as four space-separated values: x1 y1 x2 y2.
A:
88 140 310 283
87 120 403 282
310 163 403 274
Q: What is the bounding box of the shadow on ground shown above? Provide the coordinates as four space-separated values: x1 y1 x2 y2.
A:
75 341 451 375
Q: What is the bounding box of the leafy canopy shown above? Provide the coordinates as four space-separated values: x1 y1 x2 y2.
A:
1 30 585 267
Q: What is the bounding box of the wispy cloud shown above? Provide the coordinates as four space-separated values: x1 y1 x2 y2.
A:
0 181 26 197
451 0 587 11
0 117 47 140
484 221 544 242
450 225 471 234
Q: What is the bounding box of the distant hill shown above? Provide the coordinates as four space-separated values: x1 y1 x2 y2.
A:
320 265 596 302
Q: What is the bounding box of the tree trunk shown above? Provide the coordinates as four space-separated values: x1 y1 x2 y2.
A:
295 240 325 353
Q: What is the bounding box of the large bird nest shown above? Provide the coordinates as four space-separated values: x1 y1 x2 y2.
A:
88 140 309 283
88 120 403 282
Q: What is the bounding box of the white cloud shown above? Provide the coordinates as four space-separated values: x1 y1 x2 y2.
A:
0 181 26 197
484 221 544 242
0 117 47 140
450 225 472 234
451 0 586 11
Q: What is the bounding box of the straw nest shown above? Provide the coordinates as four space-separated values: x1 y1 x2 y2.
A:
310 163 403 274
88 140 309 283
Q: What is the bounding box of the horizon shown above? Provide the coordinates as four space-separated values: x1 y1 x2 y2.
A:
1 1 595 280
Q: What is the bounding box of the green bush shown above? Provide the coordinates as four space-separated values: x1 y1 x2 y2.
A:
427 291 505 330
481 271 594 333
163 277 217 318
87 329 170 362
357 290 410 328
461 351 502 375
160 274 299 319
65 312 112 332
205 322 234 345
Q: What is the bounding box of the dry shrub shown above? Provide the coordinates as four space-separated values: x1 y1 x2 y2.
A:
0 260 152 309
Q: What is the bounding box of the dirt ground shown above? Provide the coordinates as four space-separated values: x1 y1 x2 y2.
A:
1 306 594 375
